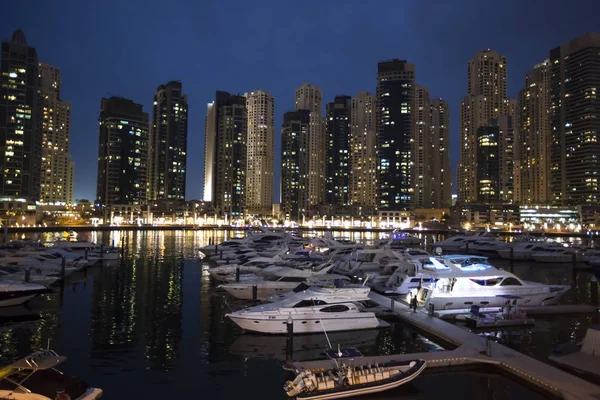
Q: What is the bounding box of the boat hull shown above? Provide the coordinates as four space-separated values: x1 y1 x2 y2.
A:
0 293 38 307
425 287 569 310
228 313 381 334
221 282 299 300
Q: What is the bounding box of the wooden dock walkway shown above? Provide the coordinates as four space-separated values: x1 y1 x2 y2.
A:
294 293 600 400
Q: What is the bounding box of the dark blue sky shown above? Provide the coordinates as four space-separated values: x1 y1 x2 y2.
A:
2 0 598 202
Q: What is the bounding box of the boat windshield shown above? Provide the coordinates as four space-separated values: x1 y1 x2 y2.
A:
469 277 502 286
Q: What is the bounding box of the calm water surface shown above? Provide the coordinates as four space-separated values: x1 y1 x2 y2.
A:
1 230 593 399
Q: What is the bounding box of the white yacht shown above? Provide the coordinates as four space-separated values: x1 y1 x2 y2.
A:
0 280 50 307
383 231 423 246
412 258 570 311
0 257 80 277
334 249 411 279
51 241 120 261
0 266 59 286
226 286 384 334
198 238 249 257
209 257 315 282
497 242 562 261
433 232 496 253
219 263 348 300
459 239 510 257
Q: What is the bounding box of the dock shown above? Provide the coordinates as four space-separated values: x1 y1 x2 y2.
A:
293 292 600 400
434 304 598 320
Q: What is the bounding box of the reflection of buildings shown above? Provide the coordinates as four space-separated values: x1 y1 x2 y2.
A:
89 232 183 370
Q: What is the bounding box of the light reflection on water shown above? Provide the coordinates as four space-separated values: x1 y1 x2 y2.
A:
0 230 587 399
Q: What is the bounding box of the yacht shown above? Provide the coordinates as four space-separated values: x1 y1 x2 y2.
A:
334 249 411 279
0 349 102 399
0 266 60 286
383 231 423 246
219 263 348 300
226 286 384 334
459 239 510 257
531 247 585 263
0 257 80 277
51 241 120 261
208 257 314 282
497 242 562 261
0 280 50 307
412 258 570 311
433 232 496 253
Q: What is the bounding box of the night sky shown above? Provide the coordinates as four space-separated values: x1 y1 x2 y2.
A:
2 0 598 202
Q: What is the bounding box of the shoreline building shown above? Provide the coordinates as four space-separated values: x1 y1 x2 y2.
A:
96 97 149 206
281 110 310 221
0 29 42 201
550 33 600 206
39 62 74 204
148 81 188 202
245 90 274 216
376 59 415 211
203 91 247 218
414 85 431 208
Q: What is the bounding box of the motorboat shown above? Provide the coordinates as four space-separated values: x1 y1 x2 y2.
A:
432 231 496 253
226 286 385 334
208 257 314 282
0 349 102 399
198 238 249 257
411 258 570 311
497 241 562 261
51 241 120 261
0 257 80 277
459 239 510 257
334 249 411 279
441 255 492 268
531 247 585 263
382 231 423 247
0 266 60 286
0 280 50 307
219 263 349 300
284 348 426 399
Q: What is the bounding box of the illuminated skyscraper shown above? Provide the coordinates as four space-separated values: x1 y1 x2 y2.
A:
281 110 310 221
148 81 188 201
414 85 430 208
0 29 42 200
96 97 149 206
550 33 600 205
476 122 500 203
294 84 325 211
350 92 377 208
39 62 74 204
325 95 351 206
515 60 551 205
430 98 452 208
203 91 247 217
245 90 274 215
376 59 415 210
458 49 509 204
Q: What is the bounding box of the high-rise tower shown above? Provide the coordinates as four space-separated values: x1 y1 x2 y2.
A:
325 95 351 206
245 90 274 216
550 33 600 205
430 99 452 208
148 81 188 201
414 85 431 208
0 29 42 200
96 97 149 206
39 62 74 204
458 49 509 204
376 59 415 210
203 91 247 217
281 110 310 221
350 92 377 208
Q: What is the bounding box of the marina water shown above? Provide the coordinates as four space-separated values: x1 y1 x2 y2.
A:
1 230 596 399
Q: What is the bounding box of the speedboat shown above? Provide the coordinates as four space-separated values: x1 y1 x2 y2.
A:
412 258 570 311
284 348 426 399
0 280 50 307
226 286 385 334
0 349 102 399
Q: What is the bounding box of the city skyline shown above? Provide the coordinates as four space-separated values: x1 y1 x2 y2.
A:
1 1 599 202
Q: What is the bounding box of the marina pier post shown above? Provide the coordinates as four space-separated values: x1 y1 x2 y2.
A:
285 316 294 370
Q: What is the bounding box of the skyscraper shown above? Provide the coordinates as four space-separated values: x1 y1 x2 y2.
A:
430 99 452 208
350 92 377 208
550 33 600 206
325 95 351 206
295 84 325 211
96 97 149 206
414 85 431 208
39 62 74 204
498 113 515 203
281 110 310 221
0 29 42 201
148 81 188 202
515 60 551 205
376 59 415 210
458 49 509 204
203 91 247 217
245 90 274 216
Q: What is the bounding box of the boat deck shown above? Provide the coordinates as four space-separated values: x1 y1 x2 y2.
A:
294 293 600 400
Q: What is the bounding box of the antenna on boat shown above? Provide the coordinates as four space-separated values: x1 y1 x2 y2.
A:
46 338 51 350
